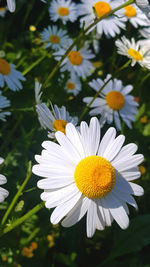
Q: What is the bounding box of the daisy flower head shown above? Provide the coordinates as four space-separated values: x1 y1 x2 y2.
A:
115 36 150 69
54 42 95 79
0 91 11 121
135 0 150 19
32 117 144 238
78 0 126 38
65 74 82 96
36 103 78 139
0 157 9 203
49 0 78 25
0 7 7 17
0 58 26 91
83 75 138 130
120 2 150 28
41 26 70 50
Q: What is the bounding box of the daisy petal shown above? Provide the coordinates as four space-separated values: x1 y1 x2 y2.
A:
62 196 89 227
50 192 82 224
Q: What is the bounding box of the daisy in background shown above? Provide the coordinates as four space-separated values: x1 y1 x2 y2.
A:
83 75 138 130
32 117 144 238
135 0 150 19
0 157 9 203
78 0 126 38
49 0 78 25
54 42 95 79
115 36 150 69
36 103 78 139
0 7 7 17
41 25 71 50
35 82 78 138
0 91 11 121
119 1 150 28
0 58 26 91
65 74 82 96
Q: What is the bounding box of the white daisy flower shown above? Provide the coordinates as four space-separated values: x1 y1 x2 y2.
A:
49 0 78 25
32 117 144 238
6 0 15 12
41 25 70 50
119 2 150 28
78 0 126 38
135 0 150 19
115 36 150 69
36 103 78 139
0 58 26 91
65 74 82 96
0 91 11 121
83 75 138 130
0 157 9 203
0 7 7 17
54 42 95 79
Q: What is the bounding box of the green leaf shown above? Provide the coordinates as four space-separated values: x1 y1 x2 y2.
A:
143 123 150 136
136 104 145 120
109 215 150 260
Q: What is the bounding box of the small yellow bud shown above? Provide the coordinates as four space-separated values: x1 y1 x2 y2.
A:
140 116 147 124
139 165 146 175
29 25 36 32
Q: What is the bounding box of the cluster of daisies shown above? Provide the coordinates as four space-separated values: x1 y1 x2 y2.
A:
30 0 150 237
1 0 150 238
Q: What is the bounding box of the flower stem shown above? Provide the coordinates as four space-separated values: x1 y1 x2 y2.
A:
43 0 135 88
0 202 44 237
1 161 32 226
22 55 46 76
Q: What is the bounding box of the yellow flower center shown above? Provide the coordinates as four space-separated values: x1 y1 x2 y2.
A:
74 155 115 199
93 2 111 18
106 91 125 110
68 51 83 65
67 82 75 90
57 7 69 16
53 119 67 134
0 58 10 75
49 35 60 44
128 49 143 61
124 5 136 17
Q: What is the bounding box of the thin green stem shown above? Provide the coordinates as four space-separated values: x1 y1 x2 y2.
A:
1 162 32 226
43 0 135 88
0 115 22 154
22 227 40 245
138 71 150 88
22 55 46 76
0 202 44 237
